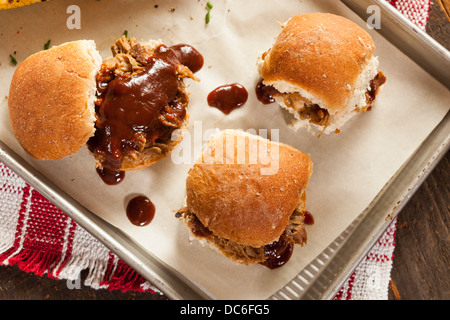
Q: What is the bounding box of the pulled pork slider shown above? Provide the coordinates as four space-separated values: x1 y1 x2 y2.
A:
176 130 313 269
9 37 202 182
87 36 201 178
257 13 386 135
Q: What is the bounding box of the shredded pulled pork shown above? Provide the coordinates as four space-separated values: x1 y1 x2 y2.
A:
281 93 330 127
177 207 308 265
89 36 197 171
365 72 387 110
102 36 195 137
276 71 386 129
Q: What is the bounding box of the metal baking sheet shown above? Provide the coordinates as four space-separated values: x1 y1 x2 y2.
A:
0 0 449 300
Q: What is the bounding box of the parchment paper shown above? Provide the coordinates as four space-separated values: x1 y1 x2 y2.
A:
0 0 448 299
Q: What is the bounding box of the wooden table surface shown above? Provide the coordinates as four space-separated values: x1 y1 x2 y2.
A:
0 1 448 300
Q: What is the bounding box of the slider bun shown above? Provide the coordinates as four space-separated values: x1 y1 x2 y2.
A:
8 40 101 160
186 130 313 248
258 13 379 133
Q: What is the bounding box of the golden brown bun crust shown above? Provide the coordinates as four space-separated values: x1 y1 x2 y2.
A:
8 40 99 160
186 130 313 248
260 13 375 112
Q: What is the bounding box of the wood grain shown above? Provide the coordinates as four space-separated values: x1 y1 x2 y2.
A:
388 153 449 300
427 0 450 50
387 0 450 301
438 0 450 20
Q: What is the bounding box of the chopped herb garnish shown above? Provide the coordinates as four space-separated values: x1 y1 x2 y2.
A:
9 54 17 66
44 39 51 50
205 2 213 24
123 30 128 38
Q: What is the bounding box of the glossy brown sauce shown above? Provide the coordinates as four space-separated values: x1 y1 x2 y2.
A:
88 44 203 184
96 167 125 186
188 212 296 269
207 83 248 114
255 79 278 104
189 214 213 238
366 72 387 105
304 211 314 225
170 44 204 73
126 195 156 227
260 232 294 270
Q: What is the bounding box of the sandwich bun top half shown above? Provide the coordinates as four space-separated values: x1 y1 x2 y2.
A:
8 40 101 160
258 12 376 114
185 130 313 248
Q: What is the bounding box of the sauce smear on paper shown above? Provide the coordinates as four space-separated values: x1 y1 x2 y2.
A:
207 83 248 114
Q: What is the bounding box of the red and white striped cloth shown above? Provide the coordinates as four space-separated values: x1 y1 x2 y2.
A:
0 0 430 300
0 162 157 293
388 0 430 30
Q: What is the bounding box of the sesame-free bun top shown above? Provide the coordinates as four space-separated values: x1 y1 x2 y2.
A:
8 40 102 160
185 130 313 248
259 13 375 113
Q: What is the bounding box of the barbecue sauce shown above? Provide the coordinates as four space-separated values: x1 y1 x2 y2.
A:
304 211 315 225
186 212 297 269
88 44 203 184
366 72 387 106
126 195 156 227
207 83 248 114
170 44 204 73
96 167 125 186
255 79 278 104
260 232 294 270
189 214 213 238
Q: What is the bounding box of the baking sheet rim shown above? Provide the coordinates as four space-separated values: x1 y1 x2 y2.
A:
270 111 450 300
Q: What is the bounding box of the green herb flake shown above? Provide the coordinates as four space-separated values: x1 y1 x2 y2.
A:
123 30 128 38
44 39 51 50
9 54 17 66
205 2 213 24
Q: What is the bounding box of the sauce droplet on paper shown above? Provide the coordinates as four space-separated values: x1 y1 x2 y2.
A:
126 196 156 227
207 83 248 114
